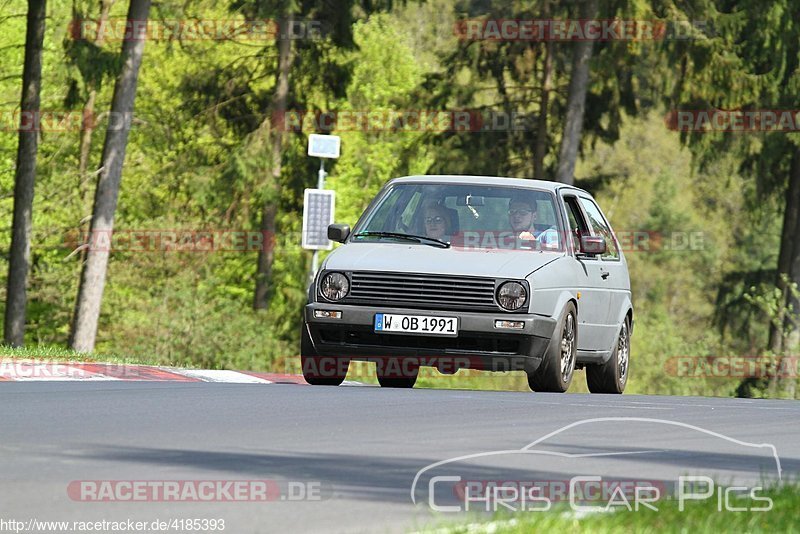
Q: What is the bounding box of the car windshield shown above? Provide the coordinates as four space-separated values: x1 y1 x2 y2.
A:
352 182 565 252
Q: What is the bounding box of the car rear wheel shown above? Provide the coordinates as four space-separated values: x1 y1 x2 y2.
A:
586 317 630 394
301 325 348 386
528 302 577 393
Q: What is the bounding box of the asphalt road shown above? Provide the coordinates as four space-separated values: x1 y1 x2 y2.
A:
1 382 799 533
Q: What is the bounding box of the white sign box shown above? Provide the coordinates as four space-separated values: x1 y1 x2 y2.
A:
307 134 341 159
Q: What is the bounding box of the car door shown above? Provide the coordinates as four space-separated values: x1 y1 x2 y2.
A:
577 195 627 349
561 193 613 352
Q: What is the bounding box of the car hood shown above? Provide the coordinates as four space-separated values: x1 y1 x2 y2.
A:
323 243 562 279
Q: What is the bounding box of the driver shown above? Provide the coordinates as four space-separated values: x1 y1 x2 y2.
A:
423 204 453 241
508 197 559 248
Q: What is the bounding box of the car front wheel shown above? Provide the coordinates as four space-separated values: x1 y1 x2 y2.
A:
528 302 577 393
301 325 348 386
586 317 630 394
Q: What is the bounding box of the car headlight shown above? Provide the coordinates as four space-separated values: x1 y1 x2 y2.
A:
497 281 527 311
319 272 349 301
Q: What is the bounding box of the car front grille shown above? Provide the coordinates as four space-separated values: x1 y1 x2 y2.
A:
343 271 497 312
318 327 521 354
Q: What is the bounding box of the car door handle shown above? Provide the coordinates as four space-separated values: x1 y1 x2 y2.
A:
601 271 610 280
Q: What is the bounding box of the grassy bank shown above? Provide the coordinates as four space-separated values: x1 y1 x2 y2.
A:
423 484 799 534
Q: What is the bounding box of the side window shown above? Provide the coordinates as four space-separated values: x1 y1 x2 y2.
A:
578 197 620 260
534 198 558 231
563 196 590 254
363 188 401 230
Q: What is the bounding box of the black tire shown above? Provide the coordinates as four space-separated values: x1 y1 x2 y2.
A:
376 357 418 389
528 302 577 393
300 325 348 386
586 317 630 394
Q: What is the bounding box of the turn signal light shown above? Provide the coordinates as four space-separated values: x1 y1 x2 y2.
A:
494 320 524 329
314 310 342 319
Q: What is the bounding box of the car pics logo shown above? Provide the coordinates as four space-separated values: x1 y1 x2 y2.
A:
410 417 782 513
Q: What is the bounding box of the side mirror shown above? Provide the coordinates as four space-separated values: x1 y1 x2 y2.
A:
580 235 607 256
327 223 350 243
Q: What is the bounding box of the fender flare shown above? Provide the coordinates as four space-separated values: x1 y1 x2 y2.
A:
612 296 634 337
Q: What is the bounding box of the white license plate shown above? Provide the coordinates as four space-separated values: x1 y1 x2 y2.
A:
374 313 458 336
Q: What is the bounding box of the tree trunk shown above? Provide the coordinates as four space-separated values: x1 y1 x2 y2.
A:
555 0 598 185
773 148 800 397
534 38 553 181
78 90 97 197
69 0 151 352
768 150 800 354
3 0 47 347
78 0 115 203
254 14 294 310
533 0 552 181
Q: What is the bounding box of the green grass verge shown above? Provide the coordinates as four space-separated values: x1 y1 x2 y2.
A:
0 344 164 366
420 484 800 534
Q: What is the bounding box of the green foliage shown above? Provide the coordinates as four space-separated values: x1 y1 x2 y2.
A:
577 110 756 397
1 0 797 400
327 14 430 227
102 253 291 370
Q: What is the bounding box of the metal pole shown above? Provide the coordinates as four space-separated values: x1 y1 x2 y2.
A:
310 159 327 285
317 158 326 189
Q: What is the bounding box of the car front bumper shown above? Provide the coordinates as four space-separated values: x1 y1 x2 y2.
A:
304 303 557 373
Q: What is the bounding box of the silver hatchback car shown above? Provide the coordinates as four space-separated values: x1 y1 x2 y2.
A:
302 175 632 393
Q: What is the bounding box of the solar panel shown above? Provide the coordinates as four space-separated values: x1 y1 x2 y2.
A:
302 189 336 250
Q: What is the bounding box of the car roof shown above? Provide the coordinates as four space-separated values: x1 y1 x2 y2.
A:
389 175 590 196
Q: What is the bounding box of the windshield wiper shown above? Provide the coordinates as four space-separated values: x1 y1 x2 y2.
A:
352 231 451 248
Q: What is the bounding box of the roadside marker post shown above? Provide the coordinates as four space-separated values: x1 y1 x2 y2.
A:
303 134 341 284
